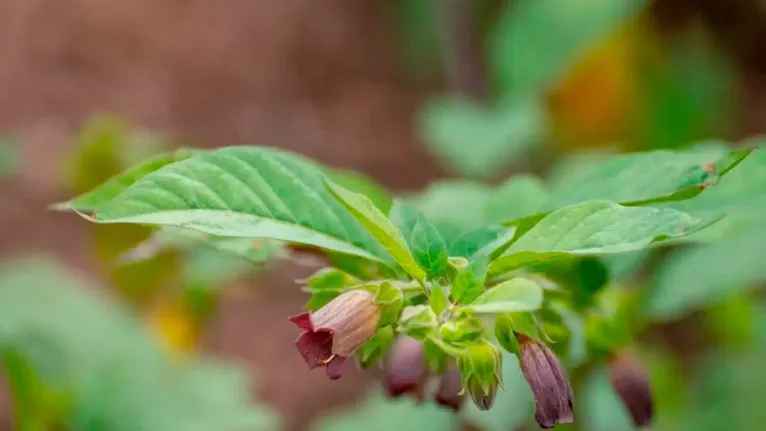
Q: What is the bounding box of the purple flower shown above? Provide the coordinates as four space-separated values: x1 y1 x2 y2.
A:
609 352 653 428
289 290 381 380
434 365 465 412
383 336 428 400
517 334 574 429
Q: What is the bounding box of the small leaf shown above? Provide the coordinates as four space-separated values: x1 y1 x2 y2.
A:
429 285 449 315
327 181 426 281
356 326 395 368
463 278 543 314
398 306 439 339
494 314 521 355
375 282 404 327
451 254 489 305
491 201 693 275
69 147 394 266
389 200 448 278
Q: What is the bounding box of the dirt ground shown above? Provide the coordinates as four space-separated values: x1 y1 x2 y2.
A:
0 0 446 429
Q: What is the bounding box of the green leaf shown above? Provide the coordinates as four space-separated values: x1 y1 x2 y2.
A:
0 256 279 431
356 326 395 369
70 147 393 266
419 97 545 179
311 390 453 431
429 285 449 315
374 282 405 327
491 201 693 275
324 168 392 214
301 268 359 310
660 146 766 241
546 148 752 208
462 278 543 314
53 149 202 212
490 0 645 97
327 180 425 281
389 201 449 278
644 226 766 321
449 225 517 260
451 254 489 305
397 306 438 340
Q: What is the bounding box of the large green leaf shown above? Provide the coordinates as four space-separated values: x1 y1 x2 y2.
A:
52 149 203 212
0 256 278 431
327 182 425 281
69 147 393 265
491 201 692 275
389 201 448 279
545 147 752 209
661 146 766 241
644 226 766 321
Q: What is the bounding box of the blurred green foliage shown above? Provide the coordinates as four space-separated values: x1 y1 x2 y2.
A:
2 0 765 430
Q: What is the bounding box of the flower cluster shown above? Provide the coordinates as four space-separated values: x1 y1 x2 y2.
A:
289 289 654 429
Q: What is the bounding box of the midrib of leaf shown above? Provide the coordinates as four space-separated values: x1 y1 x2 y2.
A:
90 147 393 265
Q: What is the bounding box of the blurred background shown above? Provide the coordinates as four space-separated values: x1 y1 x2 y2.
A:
1 0 766 430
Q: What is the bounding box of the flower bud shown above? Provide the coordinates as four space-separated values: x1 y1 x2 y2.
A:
457 341 503 411
383 336 428 400
517 334 574 429
609 352 653 428
289 289 381 380
434 364 465 412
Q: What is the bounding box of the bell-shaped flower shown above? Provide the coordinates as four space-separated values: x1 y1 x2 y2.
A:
517 334 574 429
609 352 653 428
383 336 428 400
289 289 381 380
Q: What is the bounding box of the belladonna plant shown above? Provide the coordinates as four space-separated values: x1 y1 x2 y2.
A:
56 145 758 428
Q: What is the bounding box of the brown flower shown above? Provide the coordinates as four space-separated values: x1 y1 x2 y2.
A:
517 334 574 429
289 289 381 380
434 364 465 412
609 352 653 428
383 336 428 400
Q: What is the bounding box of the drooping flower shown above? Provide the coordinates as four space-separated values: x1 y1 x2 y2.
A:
289 289 381 380
383 336 428 400
457 341 503 411
609 352 653 428
517 334 574 429
434 364 465 412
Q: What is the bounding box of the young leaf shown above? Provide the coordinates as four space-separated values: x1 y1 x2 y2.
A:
451 254 489 305
73 147 394 266
491 201 693 275
462 278 543 314
389 200 449 278
429 285 449 315
52 149 203 212
327 181 426 281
